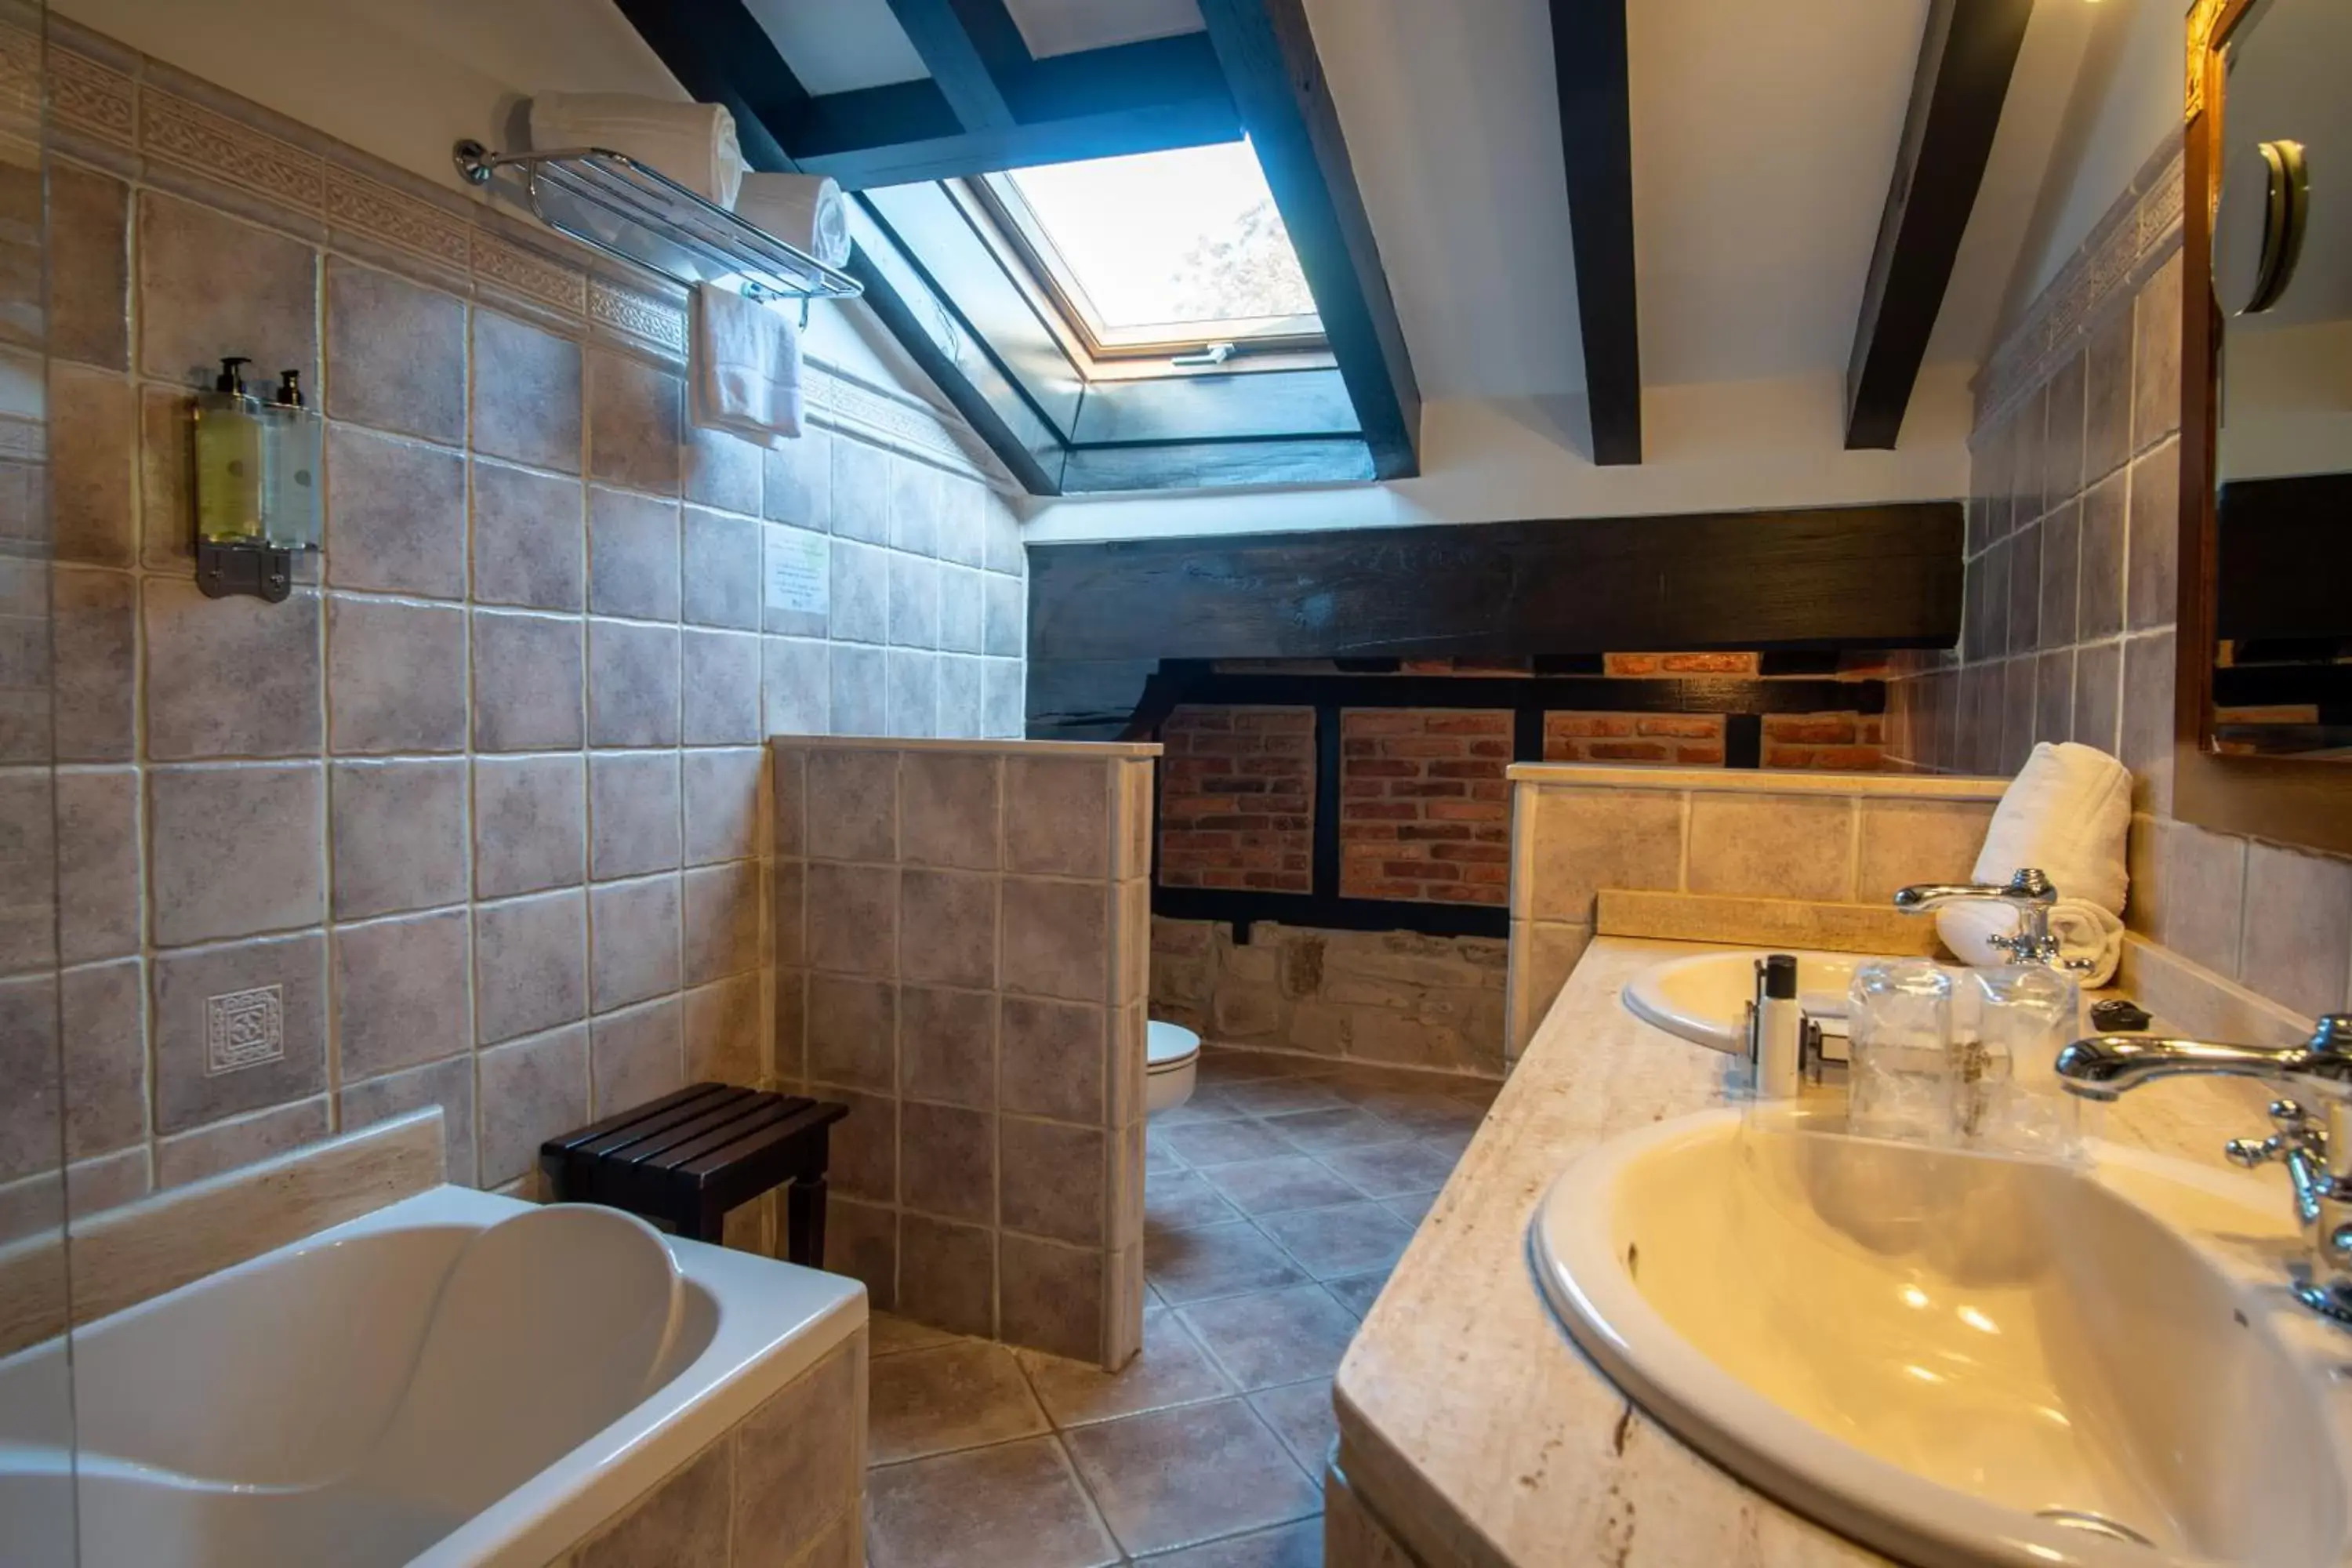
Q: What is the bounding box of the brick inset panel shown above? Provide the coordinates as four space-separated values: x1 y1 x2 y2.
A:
1543 712 1726 766
1761 711 1885 771
1338 709 1510 905
1157 705 1313 892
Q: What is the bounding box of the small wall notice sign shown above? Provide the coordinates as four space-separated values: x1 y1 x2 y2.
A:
764 527 829 618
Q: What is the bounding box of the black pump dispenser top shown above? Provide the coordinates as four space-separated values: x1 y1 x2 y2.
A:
273 369 304 408
214 356 251 394
1762 953 1798 1001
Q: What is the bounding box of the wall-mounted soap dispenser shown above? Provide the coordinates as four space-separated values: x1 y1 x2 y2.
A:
194 358 322 603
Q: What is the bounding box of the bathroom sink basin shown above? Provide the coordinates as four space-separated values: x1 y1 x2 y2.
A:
1622 949 1863 1052
1531 1109 2352 1566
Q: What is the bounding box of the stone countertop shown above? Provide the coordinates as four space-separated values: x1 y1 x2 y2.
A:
1330 935 2278 1568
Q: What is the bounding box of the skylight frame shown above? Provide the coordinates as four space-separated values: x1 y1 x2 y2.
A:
958 148 1327 365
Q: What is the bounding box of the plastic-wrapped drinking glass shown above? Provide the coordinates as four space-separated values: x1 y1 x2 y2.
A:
1964 965 2083 1156
1846 959 1955 1143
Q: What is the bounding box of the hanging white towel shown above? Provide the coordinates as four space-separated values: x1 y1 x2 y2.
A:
691 283 803 447
528 93 746 209
1936 740 2133 984
735 172 851 267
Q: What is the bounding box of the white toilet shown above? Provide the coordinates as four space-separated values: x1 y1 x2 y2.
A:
1145 1021 1201 1115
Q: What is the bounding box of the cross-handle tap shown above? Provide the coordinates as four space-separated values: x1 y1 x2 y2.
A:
2055 1014 2352 1324
1890 866 2093 971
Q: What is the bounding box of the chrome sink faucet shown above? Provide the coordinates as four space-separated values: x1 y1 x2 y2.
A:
2056 1015 2352 1323
1891 867 2094 972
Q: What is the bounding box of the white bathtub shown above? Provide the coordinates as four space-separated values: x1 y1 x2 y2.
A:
0 1185 864 1566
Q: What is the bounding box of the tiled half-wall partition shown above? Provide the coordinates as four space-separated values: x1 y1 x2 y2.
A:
771 737 1157 1370
1505 766 2009 1058
2 18 1027 1244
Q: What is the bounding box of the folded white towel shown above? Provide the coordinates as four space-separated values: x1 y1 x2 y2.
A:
735 172 851 268
528 93 746 209
690 283 803 448
1936 740 2133 983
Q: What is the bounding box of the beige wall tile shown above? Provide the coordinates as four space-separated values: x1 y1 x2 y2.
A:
330 757 467 920
586 619 681 748
333 908 470 1080
900 984 994 1109
806 975 895 1093
53 567 136 762
1000 1116 1107 1246
684 426 761 517
470 459 584 612
682 862 761 986
681 506 760 631
2119 630 2175 815
473 753 586 900
470 609 584 753
55 768 140 965
51 162 129 372
999 1233 1109 1367
325 594 466 754
823 1195 895 1308
143 580 322 760
897 1211 995 1338
477 1022 588 1185
2160 822 2245 978
1855 799 1993 902
771 859 805 971
2132 251 2183 453
804 746 898 862
684 973 764 1087
50 365 135 567
900 751 998 870
1001 877 1109 1003
147 762 325 946
339 1052 476 1186
474 889 587 1046
763 427 831 530
138 191 317 386
681 630 762 746
829 1088 897 1203
899 869 996 990
471 309 582 474
60 958 147 1160
764 636 829 735
2239 844 2352 1021
1004 756 1110 878
998 995 1103 1124
589 750 681 881
588 486 681 622
806 862 897 978
1686 793 1854 902
573 1436 729 1568
682 747 764 867
325 260 466 445
1522 786 1682 923
731 1336 864 1563
900 1100 994 1223
590 995 684 1116
586 348 681 497
155 1097 328 1189
589 874 681 1012
325 425 468 600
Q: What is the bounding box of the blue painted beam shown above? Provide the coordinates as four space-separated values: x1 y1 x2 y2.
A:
884 0 1014 131
1551 0 1642 464
1193 0 1421 480
790 89 1240 188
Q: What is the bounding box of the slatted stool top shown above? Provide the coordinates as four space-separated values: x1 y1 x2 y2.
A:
539 1083 847 1240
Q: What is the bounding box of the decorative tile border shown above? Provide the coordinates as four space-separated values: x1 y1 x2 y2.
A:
46 40 133 148
325 164 470 272
1974 132 2185 429
141 86 323 213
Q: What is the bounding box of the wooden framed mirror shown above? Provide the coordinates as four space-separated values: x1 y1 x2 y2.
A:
2177 0 2352 855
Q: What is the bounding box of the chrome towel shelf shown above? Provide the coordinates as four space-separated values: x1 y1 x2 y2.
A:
452 140 862 307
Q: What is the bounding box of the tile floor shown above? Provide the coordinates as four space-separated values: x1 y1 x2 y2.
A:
859 1047 1497 1566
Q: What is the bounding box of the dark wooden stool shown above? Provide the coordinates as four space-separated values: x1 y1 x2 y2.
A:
539 1083 848 1265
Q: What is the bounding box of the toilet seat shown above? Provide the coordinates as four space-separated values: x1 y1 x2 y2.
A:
1145 1022 1200 1114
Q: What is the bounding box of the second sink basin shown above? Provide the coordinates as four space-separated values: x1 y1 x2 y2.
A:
1621 949 1862 1053
1531 1108 2352 1566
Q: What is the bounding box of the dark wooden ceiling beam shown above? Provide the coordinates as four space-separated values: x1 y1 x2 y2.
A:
1844 0 2033 449
882 0 1014 131
609 0 807 172
1549 0 1642 466
1194 0 1421 480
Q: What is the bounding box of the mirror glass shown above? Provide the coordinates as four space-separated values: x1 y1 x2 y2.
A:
2210 0 2352 760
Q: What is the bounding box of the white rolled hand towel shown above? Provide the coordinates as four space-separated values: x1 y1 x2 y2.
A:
1936 740 2132 984
691 282 803 447
528 93 746 209
735 173 850 268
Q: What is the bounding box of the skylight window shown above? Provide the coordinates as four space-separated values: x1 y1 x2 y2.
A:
976 139 1322 357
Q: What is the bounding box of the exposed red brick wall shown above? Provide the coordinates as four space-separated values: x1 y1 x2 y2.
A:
1157 706 1313 891
1338 709 1510 905
1762 712 1886 771
1543 712 1726 765
1602 652 1762 677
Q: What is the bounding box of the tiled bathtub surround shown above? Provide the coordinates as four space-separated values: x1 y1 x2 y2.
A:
1883 132 2352 1036
771 738 1156 1369
556 1327 867 1568
1504 766 2007 1058
6 20 1028 1239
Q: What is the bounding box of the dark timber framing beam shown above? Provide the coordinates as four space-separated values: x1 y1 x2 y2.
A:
1194 0 1421 479
883 0 1014 131
1844 0 2033 448
1550 0 1642 466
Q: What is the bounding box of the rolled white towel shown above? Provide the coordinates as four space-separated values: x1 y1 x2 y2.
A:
528 93 746 209
735 172 850 269
1938 898 2125 985
1936 739 2132 984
